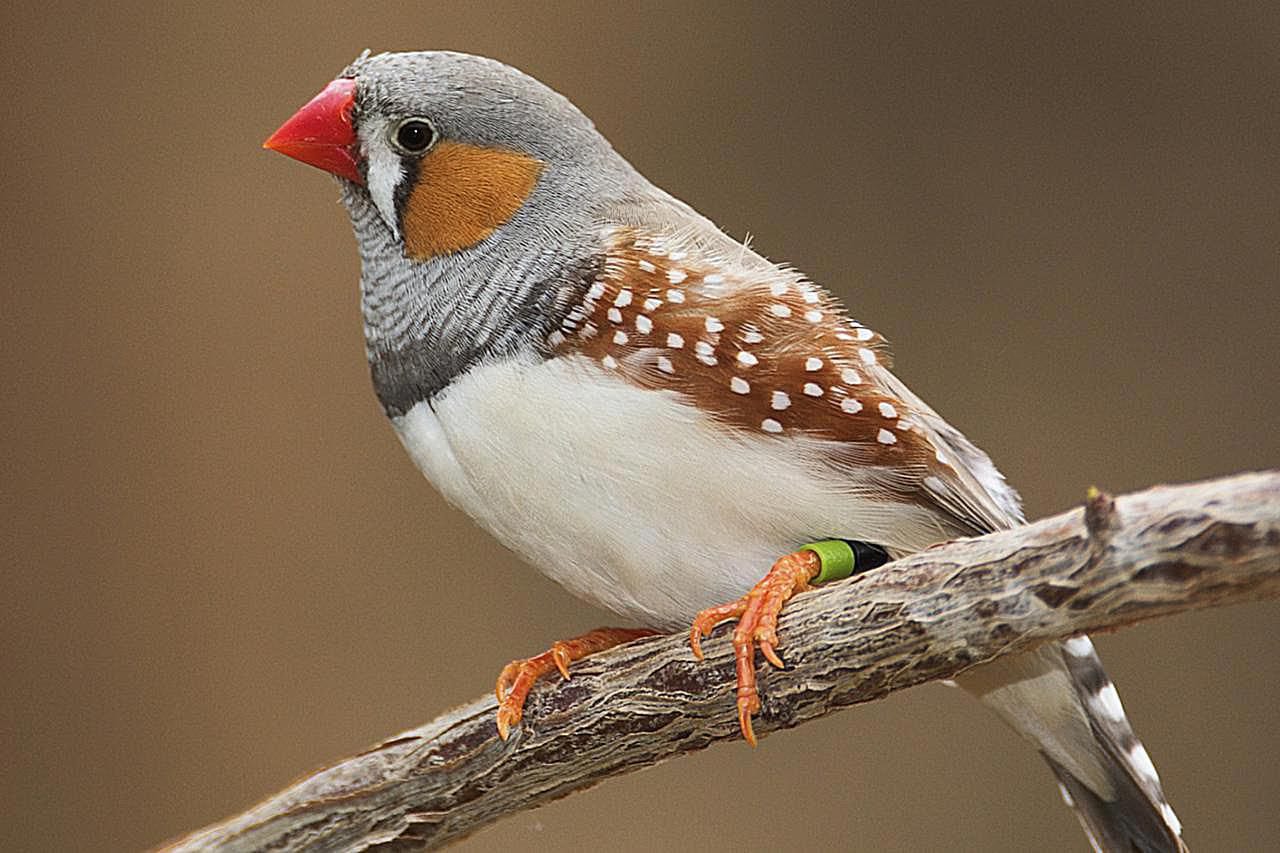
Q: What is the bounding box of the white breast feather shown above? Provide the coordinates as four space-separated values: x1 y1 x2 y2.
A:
393 354 949 628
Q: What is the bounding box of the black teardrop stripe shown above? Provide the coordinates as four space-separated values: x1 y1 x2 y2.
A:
391 153 422 237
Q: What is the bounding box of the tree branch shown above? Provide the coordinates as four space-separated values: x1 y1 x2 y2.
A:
163 470 1280 852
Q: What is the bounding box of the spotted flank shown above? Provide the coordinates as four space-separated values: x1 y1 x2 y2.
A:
547 228 925 454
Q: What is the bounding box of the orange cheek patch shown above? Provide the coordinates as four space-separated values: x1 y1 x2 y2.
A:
400 141 544 260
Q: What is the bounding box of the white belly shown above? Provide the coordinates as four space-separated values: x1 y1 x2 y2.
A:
392 355 945 629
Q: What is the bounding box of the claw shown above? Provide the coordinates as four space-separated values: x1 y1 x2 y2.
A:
760 640 785 670
491 627 657 739
689 627 706 661
738 700 757 747
494 663 516 703
551 644 572 680
495 705 517 741
688 599 749 661
687 550 821 744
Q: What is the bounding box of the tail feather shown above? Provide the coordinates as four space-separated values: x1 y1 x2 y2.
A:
879 366 1184 848
1057 635 1185 852
958 640 1185 852
1049 756 1184 853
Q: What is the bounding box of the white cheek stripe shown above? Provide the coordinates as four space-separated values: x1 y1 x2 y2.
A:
362 123 405 239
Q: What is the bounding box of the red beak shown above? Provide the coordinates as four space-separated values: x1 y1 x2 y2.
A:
263 78 363 185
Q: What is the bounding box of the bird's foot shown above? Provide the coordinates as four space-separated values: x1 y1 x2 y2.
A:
688 549 822 746
494 627 657 740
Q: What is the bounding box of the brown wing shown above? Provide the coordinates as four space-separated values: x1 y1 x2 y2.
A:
550 227 1022 540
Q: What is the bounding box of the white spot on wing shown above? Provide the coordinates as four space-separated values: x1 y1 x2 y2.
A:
667 268 688 284
607 308 622 324
666 289 685 303
841 398 863 414
614 290 633 307
656 356 674 374
613 330 628 345
667 332 684 349
878 402 898 419
730 376 750 394
803 382 823 397
770 304 792 318
804 357 823 371
737 351 758 367
859 348 877 365
840 368 861 385
601 354 618 369
877 428 897 444
761 418 783 433
705 317 724 333
643 297 662 311
771 391 791 410
638 259 656 273
635 315 653 334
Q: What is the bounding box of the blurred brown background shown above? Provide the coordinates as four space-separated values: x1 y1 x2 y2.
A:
3 2 1278 850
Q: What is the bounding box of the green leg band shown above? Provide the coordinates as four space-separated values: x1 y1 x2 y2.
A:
801 540 857 584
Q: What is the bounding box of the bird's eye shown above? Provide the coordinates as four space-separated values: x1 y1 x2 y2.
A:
391 118 436 155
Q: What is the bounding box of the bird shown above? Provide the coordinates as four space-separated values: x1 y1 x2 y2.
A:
264 50 1186 851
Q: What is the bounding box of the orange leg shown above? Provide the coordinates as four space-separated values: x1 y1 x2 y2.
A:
688 550 821 746
495 627 657 740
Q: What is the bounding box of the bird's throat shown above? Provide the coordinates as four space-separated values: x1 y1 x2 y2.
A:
344 186 600 417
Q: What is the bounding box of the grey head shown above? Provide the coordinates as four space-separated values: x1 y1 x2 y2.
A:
333 51 656 416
